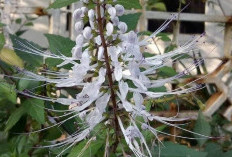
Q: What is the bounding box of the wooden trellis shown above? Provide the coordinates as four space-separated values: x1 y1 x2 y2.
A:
1 0 232 121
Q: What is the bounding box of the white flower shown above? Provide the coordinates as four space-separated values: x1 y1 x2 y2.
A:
108 7 116 19
81 0 89 4
75 34 84 46
98 46 104 60
111 17 119 25
115 4 124 16
73 9 83 21
95 35 102 45
88 9 95 21
83 26 93 40
81 7 88 15
75 21 84 33
106 22 114 36
133 92 146 110
72 46 82 59
118 22 128 33
96 93 110 114
121 31 143 60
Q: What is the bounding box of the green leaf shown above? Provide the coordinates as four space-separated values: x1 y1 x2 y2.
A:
117 0 142 9
45 34 75 68
48 0 78 9
164 44 177 53
193 111 211 146
222 150 232 157
15 30 27 37
149 86 167 92
17 79 40 91
10 34 43 67
0 48 24 68
0 22 6 27
195 97 206 110
23 99 45 124
24 22 33 27
45 34 74 56
152 2 167 11
157 66 178 77
156 33 171 41
5 107 25 131
143 52 155 57
138 31 153 36
145 100 152 112
68 139 104 157
0 33 5 51
15 18 22 24
119 13 141 31
205 143 223 157
0 81 17 104
153 142 208 157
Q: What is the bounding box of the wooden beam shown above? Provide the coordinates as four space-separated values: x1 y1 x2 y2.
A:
125 10 232 23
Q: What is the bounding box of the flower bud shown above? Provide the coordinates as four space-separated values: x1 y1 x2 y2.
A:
106 22 114 36
75 21 84 33
105 4 112 9
72 46 82 59
128 31 137 43
118 22 128 33
98 46 104 60
73 9 83 21
81 7 88 16
111 17 119 26
88 9 95 21
83 27 93 40
76 34 84 46
115 4 124 16
108 7 116 19
95 35 102 45
81 0 89 4
89 21 95 29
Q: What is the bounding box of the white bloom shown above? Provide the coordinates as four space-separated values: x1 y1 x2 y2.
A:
95 35 102 45
106 22 114 36
105 4 112 9
108 7 116 19
96 93 110 114
81 7 88 15
75 34 84 46
98 46 104 60
125 126 141 140
75 21 84 33
111 16 119 25
114 62 122 81
118 22 128 33
73 9 83 21
119 81 128 100
133 92 146 110
121 31 143 60
83 26 93 40
81 0 89 4
72 46 82 59
88 9 95 21
115 4 124 16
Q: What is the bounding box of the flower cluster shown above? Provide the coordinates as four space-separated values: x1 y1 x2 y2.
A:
12 0 210 156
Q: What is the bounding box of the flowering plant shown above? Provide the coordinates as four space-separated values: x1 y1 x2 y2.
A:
0 0 217 156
